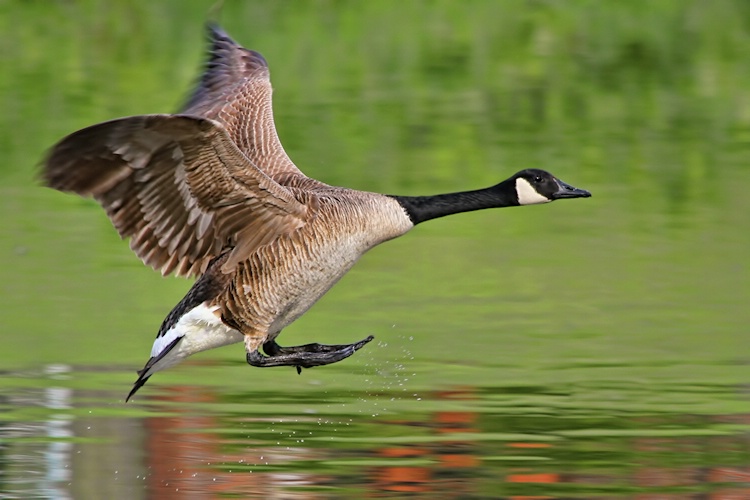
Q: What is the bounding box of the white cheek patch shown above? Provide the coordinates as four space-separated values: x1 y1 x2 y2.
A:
515 178 551 205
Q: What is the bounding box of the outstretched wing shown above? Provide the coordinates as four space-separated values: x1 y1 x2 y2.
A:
43 114 314 277
182 24 319 186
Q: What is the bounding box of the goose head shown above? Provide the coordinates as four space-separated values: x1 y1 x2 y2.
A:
510 169 591 205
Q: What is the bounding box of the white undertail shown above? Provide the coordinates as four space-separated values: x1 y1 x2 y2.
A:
146 303 243 377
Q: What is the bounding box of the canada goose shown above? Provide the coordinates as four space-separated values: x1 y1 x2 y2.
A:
42 26 591 401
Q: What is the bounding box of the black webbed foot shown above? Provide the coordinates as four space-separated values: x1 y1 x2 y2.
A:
247 335 374 373
263 335 374 356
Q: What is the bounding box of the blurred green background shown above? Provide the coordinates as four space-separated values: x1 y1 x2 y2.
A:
1 1 748 498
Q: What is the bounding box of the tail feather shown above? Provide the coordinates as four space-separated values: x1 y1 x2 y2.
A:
125 336 183 402
126 373 151 402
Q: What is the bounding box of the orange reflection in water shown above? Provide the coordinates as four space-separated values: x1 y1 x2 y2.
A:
144 386 325 499
141 385 750 499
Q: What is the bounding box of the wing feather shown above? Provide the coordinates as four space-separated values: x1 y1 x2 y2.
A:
182 25 325 187
43 114 313 277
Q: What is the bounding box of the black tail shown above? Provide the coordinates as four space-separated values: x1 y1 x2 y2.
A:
125 336 184 402
125 373 151 402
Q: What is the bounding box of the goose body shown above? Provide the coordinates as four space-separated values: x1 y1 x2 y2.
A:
42 26 590 401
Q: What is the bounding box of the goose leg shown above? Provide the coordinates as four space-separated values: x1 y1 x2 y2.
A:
248 335 374 373
263 335 374 356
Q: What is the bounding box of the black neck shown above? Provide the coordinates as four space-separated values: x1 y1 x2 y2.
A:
390 179 519 225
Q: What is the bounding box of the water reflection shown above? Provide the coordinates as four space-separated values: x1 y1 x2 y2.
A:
2 367 748 498
143 386 326 498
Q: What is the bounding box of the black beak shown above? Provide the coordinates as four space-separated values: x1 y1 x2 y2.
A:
552 178 591 200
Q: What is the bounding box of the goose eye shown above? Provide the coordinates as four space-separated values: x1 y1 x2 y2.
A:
534 176 542 183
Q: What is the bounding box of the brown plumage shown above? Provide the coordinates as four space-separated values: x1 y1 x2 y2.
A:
42 25 591 401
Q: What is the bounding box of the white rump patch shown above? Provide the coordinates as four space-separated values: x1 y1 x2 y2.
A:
515 178 551 205
150 303 223 357
150 328 184 358
146 303 243 377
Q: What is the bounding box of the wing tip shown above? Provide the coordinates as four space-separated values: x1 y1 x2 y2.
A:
183 23 269 113
205 22 230 45
204 23 269 76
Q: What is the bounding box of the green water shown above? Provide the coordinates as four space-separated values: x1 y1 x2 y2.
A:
2 1 749 498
